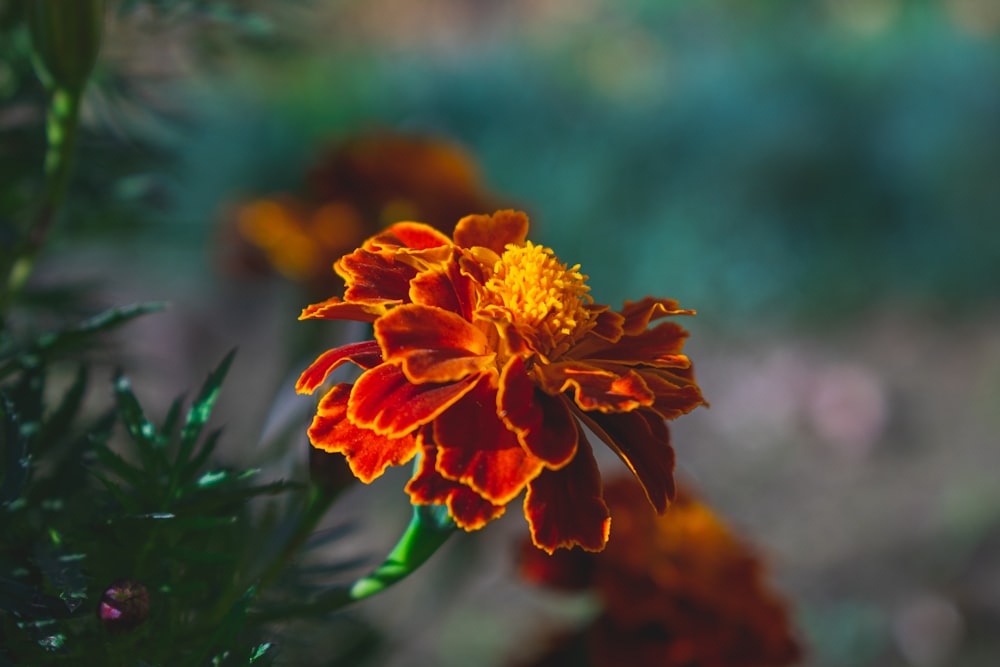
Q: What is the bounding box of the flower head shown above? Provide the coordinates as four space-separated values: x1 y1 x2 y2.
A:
296 210 705 552
518 478 802 666
223 132 499 294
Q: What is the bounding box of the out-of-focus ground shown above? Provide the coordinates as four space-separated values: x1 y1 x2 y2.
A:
25 0 1000 665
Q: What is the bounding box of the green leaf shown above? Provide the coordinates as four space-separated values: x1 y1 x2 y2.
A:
34 301 166 358
176 349 235 470
113 372 168 478
36 364 88 452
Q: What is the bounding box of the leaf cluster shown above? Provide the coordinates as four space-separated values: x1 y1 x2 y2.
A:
0 304 349 666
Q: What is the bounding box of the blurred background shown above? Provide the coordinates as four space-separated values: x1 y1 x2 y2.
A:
5 0 1000 664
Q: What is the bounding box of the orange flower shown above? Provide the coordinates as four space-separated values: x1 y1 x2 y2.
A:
518 478 802 666
225 132 499 294
296 210 705 553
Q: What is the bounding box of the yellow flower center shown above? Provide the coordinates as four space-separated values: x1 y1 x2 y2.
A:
482 241 594 359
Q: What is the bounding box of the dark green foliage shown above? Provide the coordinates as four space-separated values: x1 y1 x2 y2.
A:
0 314 377 665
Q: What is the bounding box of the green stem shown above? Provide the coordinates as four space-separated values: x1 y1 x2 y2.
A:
1 86 82 313
250 503 457 621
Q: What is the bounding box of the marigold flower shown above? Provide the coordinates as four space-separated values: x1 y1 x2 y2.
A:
224 132 499 294
296 210 705 553
518 478 802 666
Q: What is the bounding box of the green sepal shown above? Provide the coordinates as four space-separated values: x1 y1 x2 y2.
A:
348 503 457 601
27 0 105 94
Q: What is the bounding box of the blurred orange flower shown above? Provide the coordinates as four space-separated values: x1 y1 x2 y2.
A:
296 210 705 553
226 132 499 294
518 478 802 666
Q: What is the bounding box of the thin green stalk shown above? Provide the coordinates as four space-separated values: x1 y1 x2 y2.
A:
1 86 82 313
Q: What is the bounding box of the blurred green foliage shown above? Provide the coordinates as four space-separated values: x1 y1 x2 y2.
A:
160 1 1000 327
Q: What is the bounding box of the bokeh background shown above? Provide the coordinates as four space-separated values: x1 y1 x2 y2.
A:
8 0 1000 665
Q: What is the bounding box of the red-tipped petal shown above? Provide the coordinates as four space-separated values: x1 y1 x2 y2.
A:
366 221 452 251
338 248 418 304
296 341 383 394
348 364 480 437
406 441 507 530
575 408 676 513
498 356 578 469
308 384 419 483
434 373 545 505
525 432 611 554
299 297 387 322
453 209 529 254
408 252 479 320
375 304 493 384
538 361 655 413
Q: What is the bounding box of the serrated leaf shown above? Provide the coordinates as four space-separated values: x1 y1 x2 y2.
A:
159 392 186 445
180 428 222 482
113 372 168 477
90 470 142 514
92 443 147 491
177 350 235 469
36 365 88 452
34 302 167 356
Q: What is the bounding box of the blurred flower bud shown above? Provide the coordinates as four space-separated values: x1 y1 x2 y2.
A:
28 0 105 92
97 579 149 633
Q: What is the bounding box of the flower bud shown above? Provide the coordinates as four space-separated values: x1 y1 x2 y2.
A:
28 0 105 92
97 579 149 633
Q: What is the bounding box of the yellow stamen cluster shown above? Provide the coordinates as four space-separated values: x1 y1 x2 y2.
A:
483 241 594 358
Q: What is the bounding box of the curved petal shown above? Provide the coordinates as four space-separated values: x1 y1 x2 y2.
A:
574 407 676 513
434 373 545 505
296 341 383 394
308 384 419 483
337 248 418 304
408 253 479 320
348 364 480 437
618 296 695 335
498 356 578 469
375 304 493 384
639 370 708 419
525 432 611 554
299 297 387 323
366 221 452 251
537 361 654 413
453 209 529 254
579 321 691 367
406 439 506 530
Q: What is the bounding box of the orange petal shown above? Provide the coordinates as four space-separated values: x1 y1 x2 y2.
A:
308 384 419 483
375 304 494 384
574 407 676 513
453 209 529 254
348 364 480 437
299 297 387 322
408 255 479 320
619 296 695 336
337 248 418 304
406 439 506 531
538 361 655 413
498 356 578 469
524 432 611 554
296 341 383 394
434 373 544 505
365 221 452 251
